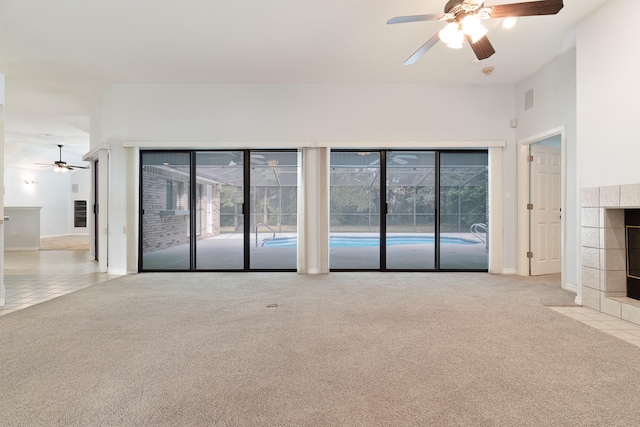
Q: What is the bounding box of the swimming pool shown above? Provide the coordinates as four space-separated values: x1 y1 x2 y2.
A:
262 235 480 248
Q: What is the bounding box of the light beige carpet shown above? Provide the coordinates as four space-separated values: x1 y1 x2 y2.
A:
1 272 639 426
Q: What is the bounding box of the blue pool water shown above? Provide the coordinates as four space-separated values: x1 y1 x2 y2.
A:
262 235 480 248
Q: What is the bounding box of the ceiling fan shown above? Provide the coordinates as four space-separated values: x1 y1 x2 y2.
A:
388 0 564 64
35 145 89 172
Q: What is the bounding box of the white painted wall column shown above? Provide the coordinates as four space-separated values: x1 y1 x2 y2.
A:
0 103 5 307
106 144 130 274
297 147 329 274
125 147 138 274
488 146 504 274
0 75 6 306
98 148 109 273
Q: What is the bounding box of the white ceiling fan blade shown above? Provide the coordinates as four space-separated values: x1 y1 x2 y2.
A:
250 154 266 164
404 33 441 65
392 158 408 165
387 13 445 25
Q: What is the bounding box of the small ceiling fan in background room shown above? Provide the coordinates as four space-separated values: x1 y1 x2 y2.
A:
388 0 564 64
35 144 89 172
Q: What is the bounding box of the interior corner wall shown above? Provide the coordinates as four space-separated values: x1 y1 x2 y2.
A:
515 47 578 289
93 83 517 274
4 167 72 237
577 0 640 189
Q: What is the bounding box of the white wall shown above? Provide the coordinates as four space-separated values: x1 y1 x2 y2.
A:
515 48 579 289
577 0 640 189
4 167 89 237
93 83 518 274
96 84 516 142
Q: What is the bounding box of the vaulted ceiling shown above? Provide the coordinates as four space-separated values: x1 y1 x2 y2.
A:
0 0 606 169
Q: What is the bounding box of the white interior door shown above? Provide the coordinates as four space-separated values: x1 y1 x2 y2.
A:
529 143 561 275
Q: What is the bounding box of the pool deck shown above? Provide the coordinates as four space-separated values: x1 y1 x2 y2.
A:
142 232 487 271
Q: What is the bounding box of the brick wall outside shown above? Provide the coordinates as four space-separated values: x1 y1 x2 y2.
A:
142 166 221 253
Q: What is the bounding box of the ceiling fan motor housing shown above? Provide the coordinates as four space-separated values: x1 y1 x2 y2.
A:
445 0 482 14
444 0 486 23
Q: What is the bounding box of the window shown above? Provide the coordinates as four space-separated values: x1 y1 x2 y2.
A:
74 200 87 228
166 181 184 210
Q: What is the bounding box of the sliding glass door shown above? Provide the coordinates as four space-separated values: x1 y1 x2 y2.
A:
386 151 436 269
329 151 381 270
250 151 299 270
140 151 191 270
194 151 245 270
439 152 488 270
329 149 488 271
139 150 298 272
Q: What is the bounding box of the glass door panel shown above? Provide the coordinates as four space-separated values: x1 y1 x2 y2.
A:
386 151 436 270
250 151 299 270
439 152 488 270
140 151 191 270
330 151 381 270
195 151 244 270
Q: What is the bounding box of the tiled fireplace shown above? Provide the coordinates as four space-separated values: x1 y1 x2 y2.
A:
581 185 640 326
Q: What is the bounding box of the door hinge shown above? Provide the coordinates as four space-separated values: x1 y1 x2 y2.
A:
527 203 533 210
527 252 533 259
527 155 534 162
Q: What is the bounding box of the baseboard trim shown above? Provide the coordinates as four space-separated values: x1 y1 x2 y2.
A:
563 282 577 293
574 296 582 305
502 268 517 275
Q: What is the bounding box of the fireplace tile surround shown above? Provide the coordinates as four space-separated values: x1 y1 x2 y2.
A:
581 184 640 326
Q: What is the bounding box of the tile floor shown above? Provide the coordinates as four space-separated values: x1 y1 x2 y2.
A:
549 306 640 347
0 250 114 316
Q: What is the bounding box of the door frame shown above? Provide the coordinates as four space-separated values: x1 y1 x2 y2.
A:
83 144 110 273
93 158 99 261
517 126 566 286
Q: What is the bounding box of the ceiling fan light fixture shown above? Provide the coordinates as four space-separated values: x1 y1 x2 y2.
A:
439 22 464 46
462 15 488 43
502 16 518 29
